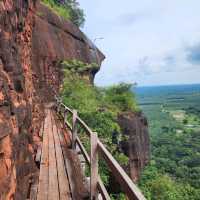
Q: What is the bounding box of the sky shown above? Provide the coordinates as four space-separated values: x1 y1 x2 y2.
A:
78 0 200 87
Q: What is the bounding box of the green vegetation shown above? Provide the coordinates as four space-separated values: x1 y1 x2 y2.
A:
60 60 200 199
41 0 71 20
41 0 85 27
139 165 200 200
60 60 137 198
61 59 99 74
61 68 137 144
136 85 200 199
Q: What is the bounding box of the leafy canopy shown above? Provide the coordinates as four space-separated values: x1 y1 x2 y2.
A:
41 0 85 27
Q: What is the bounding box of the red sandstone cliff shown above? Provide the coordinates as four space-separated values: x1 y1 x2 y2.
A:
118 112 150 182
0 0 149 199
0 1 104 199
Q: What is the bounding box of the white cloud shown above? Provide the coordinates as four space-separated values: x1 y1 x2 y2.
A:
79 0 200 86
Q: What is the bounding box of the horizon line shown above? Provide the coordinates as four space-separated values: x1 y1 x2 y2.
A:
136 83 200 88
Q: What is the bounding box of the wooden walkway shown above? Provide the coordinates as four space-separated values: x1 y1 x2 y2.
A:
31 101 146 200
37 108 72 200
56 100 147 200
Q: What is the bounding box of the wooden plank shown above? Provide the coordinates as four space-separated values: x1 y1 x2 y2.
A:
35 146 42 164
58 109 72 131
30 183 38 200
90 132 98 200
63 110 67 128
56 103 92 137
58 130 76 200
76 136 110 200
98 140 146 200
37 110 50 200
58 103 92 137
57 102 61 113
52 115 72 200
56 104 111 199
64 120 72 131
76 136 90 165
97 178 111 200
39 121 44 138
72 110 78 150
48 112 59 200
56 100 146 200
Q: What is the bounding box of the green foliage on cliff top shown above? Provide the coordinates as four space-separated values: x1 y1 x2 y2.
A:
41 0 70 19
61 69 138 118
61 60 99 73
60 69 138 141
41 0 85 27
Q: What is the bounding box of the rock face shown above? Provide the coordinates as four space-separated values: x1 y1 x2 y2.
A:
32 2 105 95
118 111 150 182
0 1 37 199
0 0 104 199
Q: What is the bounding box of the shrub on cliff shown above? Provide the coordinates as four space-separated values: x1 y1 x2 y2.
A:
61 60 99 73
41 0 85 27
66 0 85 27
104 83 138 112
60 62 137 197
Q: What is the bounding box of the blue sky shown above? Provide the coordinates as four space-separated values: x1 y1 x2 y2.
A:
78 0 200 86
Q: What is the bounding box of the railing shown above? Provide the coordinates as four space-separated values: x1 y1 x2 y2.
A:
55 97 146 200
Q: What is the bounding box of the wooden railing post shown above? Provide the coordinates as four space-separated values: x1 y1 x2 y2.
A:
57 101 61 113
72 110 78 150
90 132 98 200
63 110 67 127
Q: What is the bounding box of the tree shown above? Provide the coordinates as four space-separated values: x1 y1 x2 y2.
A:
57 0 85 27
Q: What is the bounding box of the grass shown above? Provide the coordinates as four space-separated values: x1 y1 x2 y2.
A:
41 0 71 20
